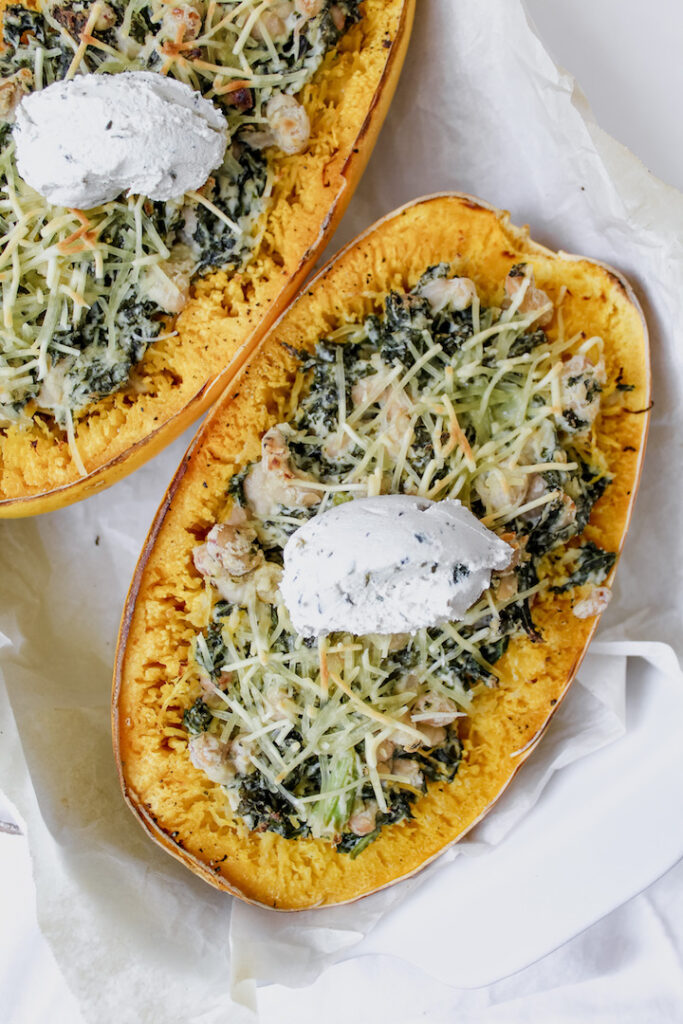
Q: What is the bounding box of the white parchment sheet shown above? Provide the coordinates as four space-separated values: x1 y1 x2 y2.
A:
2 1 683 1021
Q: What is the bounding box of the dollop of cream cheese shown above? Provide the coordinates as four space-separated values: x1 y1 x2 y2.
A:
13 71 228 209
280 495 513 637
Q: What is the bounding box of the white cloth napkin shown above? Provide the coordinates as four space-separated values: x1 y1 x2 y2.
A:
1 1 682 1022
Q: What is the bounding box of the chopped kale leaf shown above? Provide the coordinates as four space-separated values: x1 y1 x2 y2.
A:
192 147 268 273
561 408 589 432
236 774 311 840
480 635 510 664
416 262 451 286
337 788 417 857
195 620 229 680
508 328 548 358
319 0 361 45
415 733 463 783
552 542 616 593
2 5 46 50
226 465 252 506
183 698 213 735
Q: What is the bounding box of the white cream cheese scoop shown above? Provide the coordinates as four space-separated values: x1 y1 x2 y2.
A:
280 495 513 637
13 71 228 209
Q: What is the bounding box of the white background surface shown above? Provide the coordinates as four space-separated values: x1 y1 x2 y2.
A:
2 1 683 1022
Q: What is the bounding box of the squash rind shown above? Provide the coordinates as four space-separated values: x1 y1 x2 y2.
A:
0 0 415 516
113 193 650 910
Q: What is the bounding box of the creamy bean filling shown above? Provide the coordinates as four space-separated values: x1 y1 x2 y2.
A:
0 0 360 433
180 262 623 855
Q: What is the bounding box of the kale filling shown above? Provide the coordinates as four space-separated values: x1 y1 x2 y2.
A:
182 265 616 855
0 0 354 419
551 541 616 593
183 698 214 736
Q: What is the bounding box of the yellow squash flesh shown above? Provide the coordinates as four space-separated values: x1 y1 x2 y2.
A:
113 194 650 910
0 0 414 516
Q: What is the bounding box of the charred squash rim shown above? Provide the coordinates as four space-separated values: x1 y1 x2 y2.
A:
0 0 415 516
113 193 650 910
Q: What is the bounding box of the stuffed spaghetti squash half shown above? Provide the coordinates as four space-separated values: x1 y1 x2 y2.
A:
114 194 650 909
0 0 413 516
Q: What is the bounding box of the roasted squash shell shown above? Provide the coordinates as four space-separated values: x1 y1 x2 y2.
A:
113 194 650 910
0 0 414 516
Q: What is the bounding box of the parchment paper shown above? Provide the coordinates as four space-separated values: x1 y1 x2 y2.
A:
1 1 683 1022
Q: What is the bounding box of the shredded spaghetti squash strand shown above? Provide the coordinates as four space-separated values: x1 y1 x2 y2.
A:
181 262 618 854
